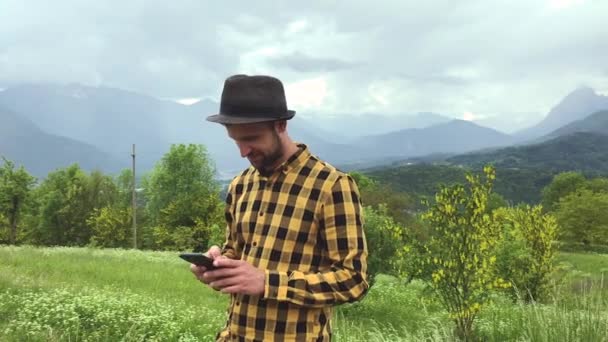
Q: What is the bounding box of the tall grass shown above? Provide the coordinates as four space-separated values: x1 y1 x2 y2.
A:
1 246 607 341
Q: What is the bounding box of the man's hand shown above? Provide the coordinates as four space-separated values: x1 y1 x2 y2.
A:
190 245 222 285
203 258 265 296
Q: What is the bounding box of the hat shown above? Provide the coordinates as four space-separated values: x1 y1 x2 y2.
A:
206 74 296 124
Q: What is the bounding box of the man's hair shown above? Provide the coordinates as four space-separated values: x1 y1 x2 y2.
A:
222 120 285 129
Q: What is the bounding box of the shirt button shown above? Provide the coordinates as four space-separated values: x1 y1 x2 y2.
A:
259 211 264 216
252 241 257 247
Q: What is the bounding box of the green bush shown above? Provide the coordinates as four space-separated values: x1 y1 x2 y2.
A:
494 205 558 302
362 205 402 284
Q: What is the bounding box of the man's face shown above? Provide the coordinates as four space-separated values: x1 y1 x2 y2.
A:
226 122 284 172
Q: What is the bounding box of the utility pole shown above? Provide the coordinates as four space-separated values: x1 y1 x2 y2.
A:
132 144 137 249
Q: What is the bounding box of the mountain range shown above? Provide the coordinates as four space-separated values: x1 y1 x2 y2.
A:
1 84 607 178
446 110 608 174
0 105 123 176
515 87 608 140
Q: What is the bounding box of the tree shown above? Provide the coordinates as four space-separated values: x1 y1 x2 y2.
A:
350 171 417 225
555 189 608 245
0 158 36 244
586 177 608 194
494 205 558 302
415 166 506 340
31 165 117 246
116 168 136 208
541 172 586 212
143 144 224 251
87 206 132 248
361 205 403 284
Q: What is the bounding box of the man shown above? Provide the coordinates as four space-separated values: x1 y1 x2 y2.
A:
191 74 369 341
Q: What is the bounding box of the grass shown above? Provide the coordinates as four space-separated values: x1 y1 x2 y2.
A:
1 245 607 341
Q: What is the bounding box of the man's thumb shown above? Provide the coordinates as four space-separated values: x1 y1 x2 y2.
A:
207 245 222 259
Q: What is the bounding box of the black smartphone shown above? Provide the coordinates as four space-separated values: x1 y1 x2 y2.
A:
179 253 217 270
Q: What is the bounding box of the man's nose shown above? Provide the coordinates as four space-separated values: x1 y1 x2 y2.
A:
238 144 252 158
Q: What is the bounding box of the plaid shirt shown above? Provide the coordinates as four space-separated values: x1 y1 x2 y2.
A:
216 144 369 342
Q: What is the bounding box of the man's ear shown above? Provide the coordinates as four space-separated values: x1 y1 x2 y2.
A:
273 120 287 133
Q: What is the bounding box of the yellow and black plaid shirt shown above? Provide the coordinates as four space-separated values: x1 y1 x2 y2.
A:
217 144 369 342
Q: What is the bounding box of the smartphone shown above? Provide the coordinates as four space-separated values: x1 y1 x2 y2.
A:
179 253 217 270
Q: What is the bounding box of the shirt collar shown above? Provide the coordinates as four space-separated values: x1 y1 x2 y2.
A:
256 143 310 178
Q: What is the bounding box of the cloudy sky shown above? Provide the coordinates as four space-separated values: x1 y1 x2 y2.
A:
1 0 607 132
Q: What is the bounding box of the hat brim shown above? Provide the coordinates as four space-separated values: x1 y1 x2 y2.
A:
206 110 295 124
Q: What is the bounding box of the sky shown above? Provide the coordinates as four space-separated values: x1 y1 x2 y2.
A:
1 0 607 132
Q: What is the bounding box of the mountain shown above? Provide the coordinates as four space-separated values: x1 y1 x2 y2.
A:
309 112 452 139
0 84 341 177
516 87 608 140
355 119 515 158
0 84 176 172
362 163 556 205
0 83 526 178
0 106 123 177
544 110 608 139
447 131 608 174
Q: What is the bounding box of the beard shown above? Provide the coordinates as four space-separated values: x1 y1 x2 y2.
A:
249 131 284 175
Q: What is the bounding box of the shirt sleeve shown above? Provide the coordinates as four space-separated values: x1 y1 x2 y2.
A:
221 180 240 260
263 174 369 308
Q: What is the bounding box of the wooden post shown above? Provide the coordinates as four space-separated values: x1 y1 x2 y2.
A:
132 144 137 249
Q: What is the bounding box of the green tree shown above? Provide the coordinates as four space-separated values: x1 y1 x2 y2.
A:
414 166 506 340
494 205 558 302
0 158 36 244
143 144 224 251
350 171 416 226
541 172 586 212
87 206 132 248
30 165 117 246
487 192 508 212
585 177 608 194
555 189 608 245
361 205 402 284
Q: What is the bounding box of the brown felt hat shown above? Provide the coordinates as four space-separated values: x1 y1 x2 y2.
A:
206 74 296 124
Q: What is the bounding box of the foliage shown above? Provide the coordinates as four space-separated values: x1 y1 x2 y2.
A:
494 205 559 302
143 144 224 251
487 193 508 212
541 172 587 212
361 205 403 284
87 206 132 248
0 212 7 242
351 171 417 225
447 132 608 175
555 189 608 245
365 164 557 205
0 157 36 244
414 165 507 340
28 165 118 246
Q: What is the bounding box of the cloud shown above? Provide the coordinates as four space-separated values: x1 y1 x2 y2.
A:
548 0 585 10
270 52 357 73
284 77 329 109
1 0 607 132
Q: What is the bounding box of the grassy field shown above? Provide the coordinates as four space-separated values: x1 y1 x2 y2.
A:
1 246 607 341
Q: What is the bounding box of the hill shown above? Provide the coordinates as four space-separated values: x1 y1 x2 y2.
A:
544 110 608 139
0 83 519 177
516 87 608 140
447 132 608 174
363 163 556 204
354 119 515 159
0 106 124 177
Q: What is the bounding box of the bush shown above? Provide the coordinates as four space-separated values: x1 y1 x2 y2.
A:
494 205 558 302
362 205 402 284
